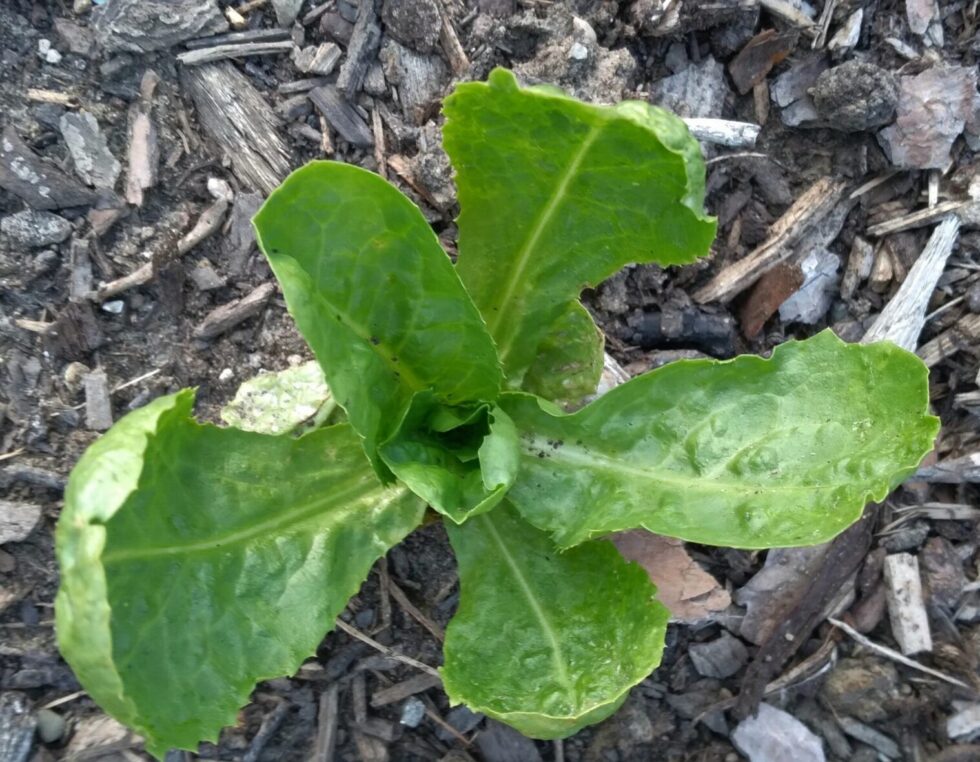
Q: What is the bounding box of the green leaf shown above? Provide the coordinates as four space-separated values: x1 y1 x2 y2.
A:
441 504 668 738
501 331 939 549
55 390 424 757
220 361 338 435
380 396 519 524
522 300 604 409
444 68 716 383
253 161 502 477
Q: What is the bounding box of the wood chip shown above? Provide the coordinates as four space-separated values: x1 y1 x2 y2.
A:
193 282 275 340
337 0 382 97
917 312 980 367
309 85 374 147
862 215 960 351
738 262 804 338
0 126 97 210
728 29 798 95
694 177 846 304
310 683 339 762
180 62 291 194
370 673 442 708
125 71 160 207
83 369 113 431
883 552 932 656
866 200 964 237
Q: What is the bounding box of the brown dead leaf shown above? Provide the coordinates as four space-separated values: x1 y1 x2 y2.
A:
611 530 730 624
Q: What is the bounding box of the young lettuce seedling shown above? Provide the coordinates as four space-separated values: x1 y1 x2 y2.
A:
55 69 938 757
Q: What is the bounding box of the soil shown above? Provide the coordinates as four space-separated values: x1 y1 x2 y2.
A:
2 1 980 761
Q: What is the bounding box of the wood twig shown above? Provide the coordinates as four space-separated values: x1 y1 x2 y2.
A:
828 618 969 689
683 118 760 148
177 40 294 66
334 619 441 679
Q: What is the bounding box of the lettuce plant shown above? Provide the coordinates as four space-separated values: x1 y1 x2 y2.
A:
55 69 938 757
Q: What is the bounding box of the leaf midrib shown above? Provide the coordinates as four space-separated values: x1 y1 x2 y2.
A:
488 124 601 365
478 512 575 697
522 436 846 496
102 479 407 564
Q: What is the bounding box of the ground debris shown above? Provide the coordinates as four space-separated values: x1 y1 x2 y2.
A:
83 368 113 431
732 703 825 762
1 126 96 210
811 60 899 132
689 632 748 679
612 531 730 624
883 552 932 655
728 29 798 95
1 210 72 248
194 282 275 340
309 85 374 146
59 110 121 189
0 501 42 545
878 66 979 169
180 62 291 194
0 693 35 762
93 0 227 53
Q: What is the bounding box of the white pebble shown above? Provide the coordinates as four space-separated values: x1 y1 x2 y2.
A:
218 368 234 382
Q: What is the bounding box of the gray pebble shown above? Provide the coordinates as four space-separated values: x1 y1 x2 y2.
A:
811 60 899 132
35 709 65 744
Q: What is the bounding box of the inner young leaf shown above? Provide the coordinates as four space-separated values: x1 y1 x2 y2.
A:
380 394 519 524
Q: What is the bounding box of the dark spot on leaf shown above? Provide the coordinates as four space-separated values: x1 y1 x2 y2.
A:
370 336 380 345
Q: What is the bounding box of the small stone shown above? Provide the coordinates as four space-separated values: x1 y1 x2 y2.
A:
947 703 980 739
568 42 589 61
36 708 66 743
206 177 234 202
689 632 749 679
101 300 124 314
218 368 234 382
651 56 729 119
59 111 121 189
37 39 62 64
820 658 898 723
811 61 899 132
476 719 543 762
436 706 484 742
1 210 72 248
0 501 42 545
399 696 425 728
921 536 966 612
732 703 825 762
188 260 225 291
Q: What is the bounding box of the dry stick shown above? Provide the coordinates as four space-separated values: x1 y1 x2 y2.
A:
334 619 441 679
386 578 445 643
177 40 294 66
311 684 340 762
828 618 969 689
683 118 759 148
438 3 470 76
866 200 964 237
693 176 847 304
918 313 980 367
862 215 961 351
